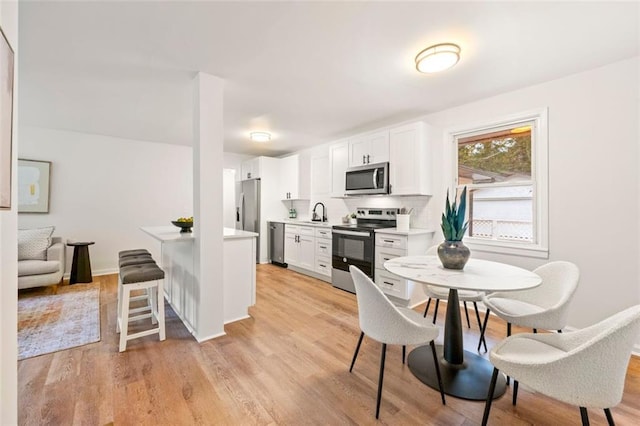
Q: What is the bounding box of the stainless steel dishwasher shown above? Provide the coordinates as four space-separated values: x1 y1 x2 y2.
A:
268 221 287 267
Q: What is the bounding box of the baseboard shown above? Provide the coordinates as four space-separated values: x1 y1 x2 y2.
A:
195 331 227 343
63 268 118 280
224 314 251 325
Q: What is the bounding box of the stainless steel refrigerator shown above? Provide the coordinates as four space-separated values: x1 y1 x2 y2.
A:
236 178 261 263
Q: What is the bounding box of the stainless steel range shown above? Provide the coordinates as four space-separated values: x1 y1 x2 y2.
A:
332 207 398 293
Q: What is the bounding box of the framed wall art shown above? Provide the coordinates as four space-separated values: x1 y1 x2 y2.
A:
0 25 15 209
18 159 51 213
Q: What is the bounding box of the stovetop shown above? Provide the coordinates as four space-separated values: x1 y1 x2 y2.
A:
332 207 398 233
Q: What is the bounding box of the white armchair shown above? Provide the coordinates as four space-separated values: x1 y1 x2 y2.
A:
18 234 65 290
349 266 445 419
478 261 579 348
481 305 640 425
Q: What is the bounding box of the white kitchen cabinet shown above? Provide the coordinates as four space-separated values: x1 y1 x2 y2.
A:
314 227 332 277
348 130 389 167
311 154 330 196
284 224 315 270
329 140 349 198
375 230 433 306
389 122 431 196
241 157 261 180
279 154 309 200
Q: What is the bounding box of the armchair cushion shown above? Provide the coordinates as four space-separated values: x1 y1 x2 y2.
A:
18 260 60 277
18 226 55 260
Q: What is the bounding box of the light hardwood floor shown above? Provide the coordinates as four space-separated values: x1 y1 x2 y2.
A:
18 264 640 425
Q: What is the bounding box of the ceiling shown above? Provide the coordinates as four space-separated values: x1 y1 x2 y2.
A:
18 1 639 157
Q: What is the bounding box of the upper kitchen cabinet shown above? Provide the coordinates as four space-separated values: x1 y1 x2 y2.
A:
329 140 349 198
279 154 310 200
241 157 261 180
389 121 432 196
348 130 389 167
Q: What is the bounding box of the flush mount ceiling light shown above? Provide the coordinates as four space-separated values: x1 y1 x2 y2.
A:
415 43 461 73
250 132 271 142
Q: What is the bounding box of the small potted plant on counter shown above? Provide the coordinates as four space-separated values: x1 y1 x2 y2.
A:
349 212 358 225
438 187 470 269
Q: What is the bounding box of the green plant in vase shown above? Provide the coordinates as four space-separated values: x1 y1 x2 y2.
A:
438 186 471 269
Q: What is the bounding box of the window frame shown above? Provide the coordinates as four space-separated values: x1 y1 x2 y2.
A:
447 108 549 259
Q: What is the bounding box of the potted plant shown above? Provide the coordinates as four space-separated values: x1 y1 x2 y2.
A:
349 212 358 224
438 186 470 269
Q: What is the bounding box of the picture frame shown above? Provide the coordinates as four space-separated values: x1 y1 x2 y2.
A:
0 25 15 209
18 159 51 213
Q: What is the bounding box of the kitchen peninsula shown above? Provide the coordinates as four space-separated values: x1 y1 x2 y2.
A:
140 226 258 341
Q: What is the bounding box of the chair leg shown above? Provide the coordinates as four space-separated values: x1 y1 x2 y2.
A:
433 299 440 324
118 286 131 352
512 380 519 405
533 328 537 333
478 309 490 352
473 302 487 352
157 280 166 341
430 341 446 405
506 323 511 385
604 408 615 426
463 301 471 328
423 298 432 318
482 367 500 426
580 407 590 425
402 345 406 364
375 343 387 419
349 331 365 372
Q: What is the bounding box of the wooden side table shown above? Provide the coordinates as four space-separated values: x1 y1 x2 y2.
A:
67 241 95 284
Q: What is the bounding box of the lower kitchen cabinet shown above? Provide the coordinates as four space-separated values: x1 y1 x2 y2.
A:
284 223 332 282
285 225 315 270
374 230 434 307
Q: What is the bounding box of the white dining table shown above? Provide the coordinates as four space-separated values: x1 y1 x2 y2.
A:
384 255 542 401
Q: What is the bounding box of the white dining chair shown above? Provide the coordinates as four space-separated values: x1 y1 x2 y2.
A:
348 265 445 419
423 245 487 351
478 260 579 351
482 305 640 426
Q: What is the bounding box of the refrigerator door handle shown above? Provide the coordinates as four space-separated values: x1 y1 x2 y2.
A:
241 192 245 229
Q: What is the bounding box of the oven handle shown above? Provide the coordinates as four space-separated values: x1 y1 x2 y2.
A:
332 229 371 237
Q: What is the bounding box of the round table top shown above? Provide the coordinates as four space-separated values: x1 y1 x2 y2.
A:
383 255 541 292
66 241 95 247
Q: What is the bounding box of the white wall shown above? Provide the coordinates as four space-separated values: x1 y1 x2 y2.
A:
18 127 193 275
223 152 252 181
0 0 18 422
424 58 640 340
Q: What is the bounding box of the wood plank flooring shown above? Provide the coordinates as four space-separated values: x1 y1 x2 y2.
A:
18 264 640 425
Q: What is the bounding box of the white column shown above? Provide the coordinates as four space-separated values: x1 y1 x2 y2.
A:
192 72 225 341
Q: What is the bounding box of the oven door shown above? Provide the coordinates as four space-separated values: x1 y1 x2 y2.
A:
332 229 374 277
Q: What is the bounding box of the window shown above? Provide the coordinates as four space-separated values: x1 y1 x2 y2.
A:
450 109 548 258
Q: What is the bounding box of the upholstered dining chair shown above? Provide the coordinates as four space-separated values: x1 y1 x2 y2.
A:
422 245 487 351
348 266 446 419
478 260 580 351
482 305 640 426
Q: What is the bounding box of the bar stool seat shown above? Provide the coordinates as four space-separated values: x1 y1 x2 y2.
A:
119 255 155 268
119 249 151 258
117 262 166 352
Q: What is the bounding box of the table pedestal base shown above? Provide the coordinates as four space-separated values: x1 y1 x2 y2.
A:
408 344 507 401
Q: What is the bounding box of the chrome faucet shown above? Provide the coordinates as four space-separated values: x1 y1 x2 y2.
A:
312 202 327 222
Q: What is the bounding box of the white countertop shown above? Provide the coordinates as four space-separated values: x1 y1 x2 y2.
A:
269 219 335 228
223 227 258 239
140 226 257 242
374 228 435 236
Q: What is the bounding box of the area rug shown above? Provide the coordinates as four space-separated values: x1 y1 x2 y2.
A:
18 283 101 360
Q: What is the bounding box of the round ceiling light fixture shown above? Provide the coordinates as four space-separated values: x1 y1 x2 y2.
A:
250 131 271 142
415 43 461 73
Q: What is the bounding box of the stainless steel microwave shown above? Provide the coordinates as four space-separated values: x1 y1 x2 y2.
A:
345 162 389 195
